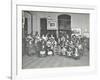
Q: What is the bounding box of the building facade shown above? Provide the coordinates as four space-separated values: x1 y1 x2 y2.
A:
22 11 89 38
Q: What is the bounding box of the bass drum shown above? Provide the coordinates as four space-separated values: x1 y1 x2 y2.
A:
47 50 54 56
39 50 46 57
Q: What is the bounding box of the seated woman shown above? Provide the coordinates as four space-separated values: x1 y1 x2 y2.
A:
71 34 77 45
66 46 73 57
72 45 80 60
39 40 47 57
25 34 35 56
46 39 54 56
61 46 67 56
76 39 83 56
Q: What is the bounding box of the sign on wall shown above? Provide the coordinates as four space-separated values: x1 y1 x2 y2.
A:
47 18 57 30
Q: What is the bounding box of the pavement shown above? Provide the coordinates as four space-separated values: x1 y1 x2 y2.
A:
22 50 89 69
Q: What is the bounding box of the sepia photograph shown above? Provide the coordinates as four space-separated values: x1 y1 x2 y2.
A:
22 11 90 69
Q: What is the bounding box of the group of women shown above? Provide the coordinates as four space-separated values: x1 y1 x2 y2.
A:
24 31 89 60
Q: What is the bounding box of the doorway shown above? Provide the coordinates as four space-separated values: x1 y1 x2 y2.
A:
40 18 47 36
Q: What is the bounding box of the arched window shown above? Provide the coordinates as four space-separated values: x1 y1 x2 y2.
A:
58 14 71 30
58 14 71 38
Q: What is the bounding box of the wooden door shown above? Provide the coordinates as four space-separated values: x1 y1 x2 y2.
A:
40 18 47 36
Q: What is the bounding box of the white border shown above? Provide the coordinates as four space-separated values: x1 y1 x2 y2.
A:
12 2 97 80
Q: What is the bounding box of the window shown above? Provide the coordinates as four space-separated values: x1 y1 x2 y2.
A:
58 14 71 30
